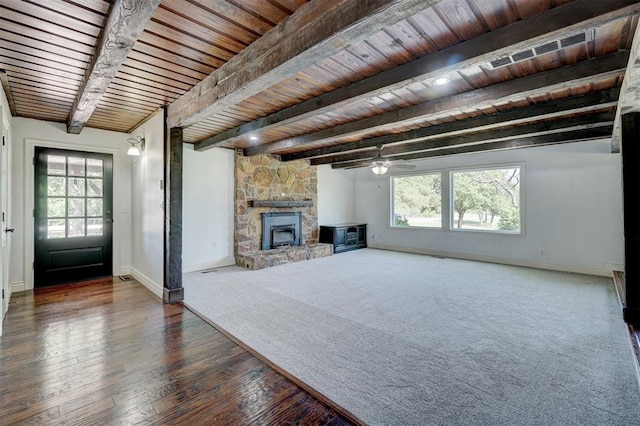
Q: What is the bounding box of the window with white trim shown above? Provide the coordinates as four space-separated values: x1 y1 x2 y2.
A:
450 166 521 233
390 165 522 234
391 173 442 228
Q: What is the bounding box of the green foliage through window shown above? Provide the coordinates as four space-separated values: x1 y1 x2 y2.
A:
451 167 520 232
390 165 522 234
392 174 442 228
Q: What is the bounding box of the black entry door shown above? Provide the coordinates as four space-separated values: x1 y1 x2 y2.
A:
34 147 113 287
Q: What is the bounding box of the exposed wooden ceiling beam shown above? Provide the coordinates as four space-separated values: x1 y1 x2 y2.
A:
246 51 629 156
331 126 614 169
66 0 162 134
282 88 620 162
166 0 445 129
0 70 16 116
312 110 616 166
612 16 640 153
196 0 640 151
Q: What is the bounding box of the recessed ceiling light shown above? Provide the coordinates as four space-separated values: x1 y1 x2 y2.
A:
249 135 258 141
432 77 450 86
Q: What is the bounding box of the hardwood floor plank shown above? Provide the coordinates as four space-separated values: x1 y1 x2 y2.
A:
13 405 61 426
0 362 126 423
57 393 115 417
56 396 117 425
0 278 355 425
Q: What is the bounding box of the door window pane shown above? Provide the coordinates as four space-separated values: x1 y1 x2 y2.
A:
68 157 85 176
87 159 103 177
87 218 103 236
68 177 85 197
47 177 65 196
48 198 66 218
87 199 103 217
68 219 85 238
47 219 66 239
68 198 85 217
47 155 66 176
87 179 103 197
40 152 110 242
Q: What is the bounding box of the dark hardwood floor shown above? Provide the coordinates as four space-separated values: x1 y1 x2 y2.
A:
630 325 640 369
0 278 354 425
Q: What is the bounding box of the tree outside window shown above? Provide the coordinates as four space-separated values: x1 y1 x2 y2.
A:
392 173 442 228
451 167 520 233
390 165 521 234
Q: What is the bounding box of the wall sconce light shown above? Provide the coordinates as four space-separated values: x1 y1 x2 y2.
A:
127 136 145 157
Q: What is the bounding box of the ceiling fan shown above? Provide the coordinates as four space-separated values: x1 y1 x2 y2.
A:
345 145 416 175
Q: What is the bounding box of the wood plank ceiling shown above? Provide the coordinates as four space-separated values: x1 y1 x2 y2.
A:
0 0 638 169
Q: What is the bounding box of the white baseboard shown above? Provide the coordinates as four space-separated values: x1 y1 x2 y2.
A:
129 268 162 299
10 281 25 294
604 263 624 274
183 257 236 274
118 267 132 276
368 243 611 277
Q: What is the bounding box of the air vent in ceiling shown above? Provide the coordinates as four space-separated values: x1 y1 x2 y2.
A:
561 32 587 48
511 49 534 62
535 41 559 55
489 29 595 69
490 57 513 68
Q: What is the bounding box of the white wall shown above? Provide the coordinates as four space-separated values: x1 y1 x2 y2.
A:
182 145 235 272
317 164 355 225
10 117 132 290
129 110 165 296
353 140 624 276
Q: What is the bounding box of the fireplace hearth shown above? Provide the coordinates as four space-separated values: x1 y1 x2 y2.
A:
262 212 301 250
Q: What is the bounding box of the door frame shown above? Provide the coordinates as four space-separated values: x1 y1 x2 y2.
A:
0 108 9 336
23 138 123 290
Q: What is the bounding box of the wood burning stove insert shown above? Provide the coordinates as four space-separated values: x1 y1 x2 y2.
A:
261 212 302 250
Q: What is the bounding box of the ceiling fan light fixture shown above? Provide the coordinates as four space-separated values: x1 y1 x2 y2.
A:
372 163 388 175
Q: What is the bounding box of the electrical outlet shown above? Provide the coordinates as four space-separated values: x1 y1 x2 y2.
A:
538 248 545 256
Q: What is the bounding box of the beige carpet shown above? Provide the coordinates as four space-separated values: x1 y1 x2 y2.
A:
183 249 640 426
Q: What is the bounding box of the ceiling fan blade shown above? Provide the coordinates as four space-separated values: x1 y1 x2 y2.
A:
341 161 373 170
390 163 416 169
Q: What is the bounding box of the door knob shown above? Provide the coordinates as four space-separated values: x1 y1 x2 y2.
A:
5 228 14 233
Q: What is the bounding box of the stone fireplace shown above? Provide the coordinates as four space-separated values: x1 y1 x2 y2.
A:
234 151 332 269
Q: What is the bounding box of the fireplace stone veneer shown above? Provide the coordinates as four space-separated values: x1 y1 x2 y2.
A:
234 152 331 270
236 243 332 270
